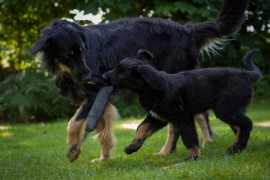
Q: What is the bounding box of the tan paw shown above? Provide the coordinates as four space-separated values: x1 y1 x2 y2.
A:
67 144 81 162
202 140 212 148
91 155 110 163
153 151 169 156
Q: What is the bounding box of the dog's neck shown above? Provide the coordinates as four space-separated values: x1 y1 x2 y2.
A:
137 74 167 104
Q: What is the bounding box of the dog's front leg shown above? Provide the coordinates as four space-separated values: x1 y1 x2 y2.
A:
66 99 94 162
125 115 167 154
172 114 200 160
66 108 86 162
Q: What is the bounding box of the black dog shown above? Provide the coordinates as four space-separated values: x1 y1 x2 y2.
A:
103 49 262 159
31 0 249 162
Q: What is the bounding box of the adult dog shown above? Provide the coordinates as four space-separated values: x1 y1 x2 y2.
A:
103 49 262 159
31 0 249 162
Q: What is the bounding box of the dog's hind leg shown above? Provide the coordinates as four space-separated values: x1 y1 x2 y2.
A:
213 109 253 154
230 125 241 144
125 115 167 154
154 112 213 156
195 113 213 148
226 114 253 154
212 83 254 154
91 103 119 162
153 123 180 156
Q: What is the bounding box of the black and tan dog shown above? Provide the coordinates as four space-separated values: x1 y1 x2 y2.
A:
31 0 249 162
103 49 262 159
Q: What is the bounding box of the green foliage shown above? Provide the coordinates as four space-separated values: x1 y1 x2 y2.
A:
114 92 146 119
254 75 270 99
0 71 74 123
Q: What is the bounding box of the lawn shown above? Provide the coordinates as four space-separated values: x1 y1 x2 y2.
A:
1 99 270 179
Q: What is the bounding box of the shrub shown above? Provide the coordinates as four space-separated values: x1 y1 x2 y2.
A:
0 71 75 123
114 92 146 119
254 74 270 99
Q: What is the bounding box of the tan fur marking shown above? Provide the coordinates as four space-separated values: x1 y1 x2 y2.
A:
93 103 119 161
66 107 85 149
232 125 240 144
154 113 212 156
187 145 201 157
134 123 150 140
153 123 175 156
195 114 212 147
59 63 72 74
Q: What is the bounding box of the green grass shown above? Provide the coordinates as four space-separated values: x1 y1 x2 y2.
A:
1 99 270 179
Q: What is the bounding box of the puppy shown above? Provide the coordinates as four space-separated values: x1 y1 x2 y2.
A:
103 49 262 159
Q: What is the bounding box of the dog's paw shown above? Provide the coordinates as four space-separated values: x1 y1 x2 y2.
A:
67 144 81 162
202 140 212 148
90 158 101 163
184 156 199 161
90 157 109 163
227 144 245 155
125 143 142 154
153 151 169 156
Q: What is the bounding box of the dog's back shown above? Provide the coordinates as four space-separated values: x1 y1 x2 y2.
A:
176 48 262 86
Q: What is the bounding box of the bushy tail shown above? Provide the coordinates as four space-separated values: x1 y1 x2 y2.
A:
192 0 249 54
244 48 263 83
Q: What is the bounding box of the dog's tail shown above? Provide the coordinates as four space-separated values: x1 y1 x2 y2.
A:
244 48 263 83
192 0 249 55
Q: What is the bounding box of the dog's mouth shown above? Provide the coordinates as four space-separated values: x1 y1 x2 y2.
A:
81 74 106 86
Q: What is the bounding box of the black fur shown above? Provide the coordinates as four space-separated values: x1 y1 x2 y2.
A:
31 0 249 157
103 49 262 156
31 0 248 106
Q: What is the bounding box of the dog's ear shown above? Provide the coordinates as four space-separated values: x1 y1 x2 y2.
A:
67 21 89 50
137 49 154 60
31 35 52 55
133 64 163 91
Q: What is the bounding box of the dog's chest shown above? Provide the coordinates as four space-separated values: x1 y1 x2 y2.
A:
140 96 173 122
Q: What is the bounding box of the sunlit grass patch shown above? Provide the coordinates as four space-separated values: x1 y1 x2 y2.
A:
0 125 13 137
118 120 142 130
